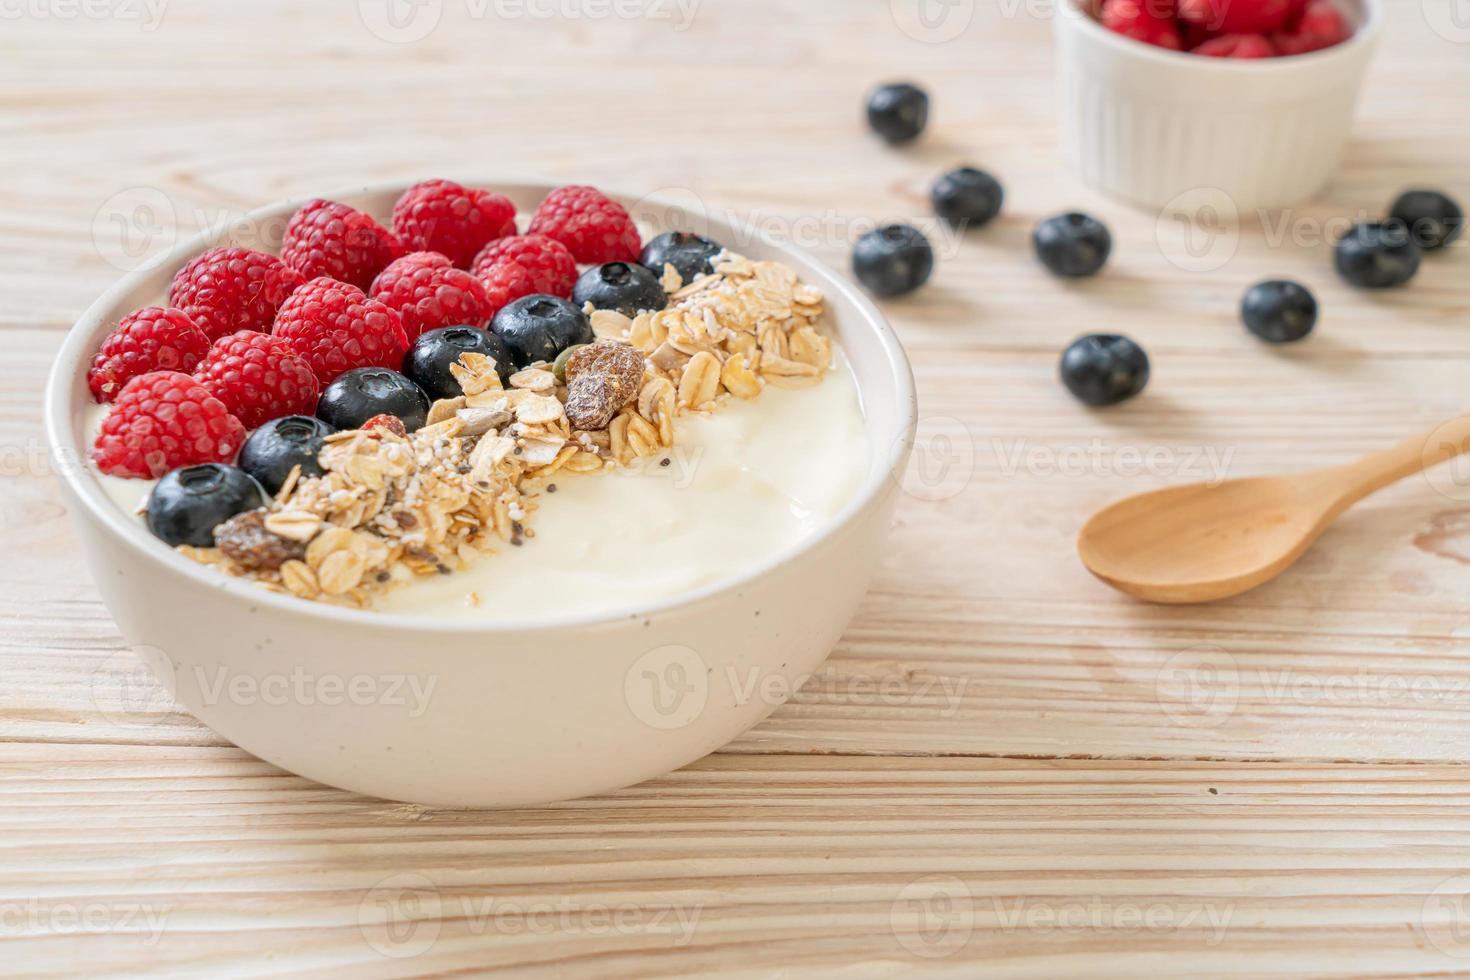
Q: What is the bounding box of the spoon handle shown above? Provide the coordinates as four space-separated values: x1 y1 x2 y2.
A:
1336 415 1470 499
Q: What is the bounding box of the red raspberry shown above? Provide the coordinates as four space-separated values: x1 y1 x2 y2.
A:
281 199 404 290
1193 32 1277 56
471 234 579 315
1179 0 1294 36
194 331 321 430
169 247 305 341
87 307 211 404
477 263 538 319
527 185 642 265
369 251 493 340
271 277 410 385
1272 0 1351 54
92 371 246 479
391 180 517 269
1102 0 1184 49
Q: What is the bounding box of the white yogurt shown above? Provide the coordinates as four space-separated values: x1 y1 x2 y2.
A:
85 354 870 622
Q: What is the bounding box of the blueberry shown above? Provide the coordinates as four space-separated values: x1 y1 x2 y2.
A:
640 232 723 282
572 262 668 316
1034 213 1112 278
1241 280 1318 344
1389 189 1463 251
1059 335 1149 407
146 464 267 548
932 167 1004 229
852 225 934 298
491 294 594 368
316 368 431 432
404 325 514 400
238 415 334 496
867 82 929 144
1334 221 1421 289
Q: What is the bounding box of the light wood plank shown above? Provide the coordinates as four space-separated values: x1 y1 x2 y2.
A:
2 753 1469 978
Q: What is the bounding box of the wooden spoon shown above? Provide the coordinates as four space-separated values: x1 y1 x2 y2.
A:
1077 417 1470 604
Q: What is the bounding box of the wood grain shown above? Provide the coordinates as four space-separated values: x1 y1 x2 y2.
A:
3 0 1470 974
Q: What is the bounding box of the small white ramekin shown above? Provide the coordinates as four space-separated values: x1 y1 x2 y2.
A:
1054 0 1382 212
44 181 917 808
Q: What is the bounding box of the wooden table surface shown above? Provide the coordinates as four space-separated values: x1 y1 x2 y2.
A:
5 0 1470 975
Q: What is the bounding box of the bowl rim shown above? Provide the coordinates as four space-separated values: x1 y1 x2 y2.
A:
1058 0 1382 72
44 179 918 635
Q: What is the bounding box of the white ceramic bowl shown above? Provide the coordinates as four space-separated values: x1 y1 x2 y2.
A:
44 181 916 808
1054 0 1382 212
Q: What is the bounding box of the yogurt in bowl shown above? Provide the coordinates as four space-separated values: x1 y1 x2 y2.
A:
89 357 870 623
46 180 915 807
377 364 869 622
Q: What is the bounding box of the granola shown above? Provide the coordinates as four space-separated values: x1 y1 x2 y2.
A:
181 251 831 608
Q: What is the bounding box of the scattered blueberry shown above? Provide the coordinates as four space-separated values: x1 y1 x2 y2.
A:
146 464 267 548
1389 189 1464 251
1034 213 1112 278
640 232 723 282
404 325 514 400
1059 334 1150 407
238 416 334 496
932 167 1004 229
1241 280 1318 344
491 294 595 368
866 82 929 144
316 368 431 433
1334 221 1421 289
852 224 934 297
572 261 668 316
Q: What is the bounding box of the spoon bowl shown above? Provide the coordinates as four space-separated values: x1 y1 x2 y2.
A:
1078 416 1470 604
1079 472 1349 604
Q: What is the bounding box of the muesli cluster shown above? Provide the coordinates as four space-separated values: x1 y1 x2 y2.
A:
591 252 831 464
183 250 831 607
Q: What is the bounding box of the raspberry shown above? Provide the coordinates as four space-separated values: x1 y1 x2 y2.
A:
91 371 246 479
271 277 410 385
169 247 305 342
1193 32 1277 56
391 179 517 269
1272 0 1351 54
471 234 579 315
527 185 642 265
87 307 211 404
1102 0 1184 49
369 251 493 340
194 331 321 430
281 199 404 291
1179 0 1294 36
